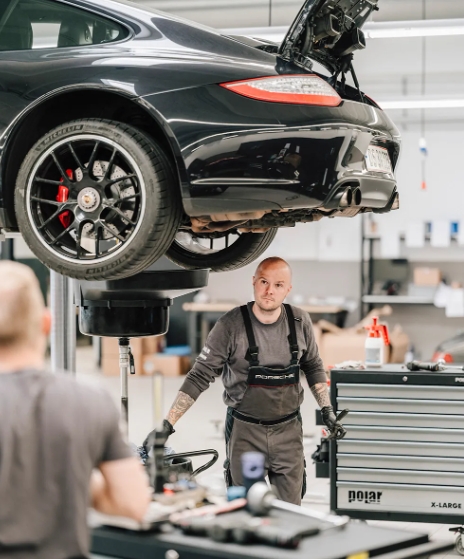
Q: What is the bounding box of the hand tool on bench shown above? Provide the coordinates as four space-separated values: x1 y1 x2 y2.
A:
406 360 464 372
247 482 349 529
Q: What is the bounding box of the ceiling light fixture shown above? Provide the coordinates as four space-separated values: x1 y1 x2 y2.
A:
378 99 464 110
221 18 464 42
364 18 464 39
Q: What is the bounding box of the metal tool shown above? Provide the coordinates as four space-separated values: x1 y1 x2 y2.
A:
246 482 349 528
170 498 247 525
326 408 349 440
449 526 464 556
335 408 349 422
406 359 464 372
146 424 219 493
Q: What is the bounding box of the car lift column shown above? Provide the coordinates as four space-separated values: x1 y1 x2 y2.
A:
118 337 131 428
50 271 76 374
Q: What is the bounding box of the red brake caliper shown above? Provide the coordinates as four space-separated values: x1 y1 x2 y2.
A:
57 169 73 228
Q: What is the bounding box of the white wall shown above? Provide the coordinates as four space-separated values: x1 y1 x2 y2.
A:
251 120 464 264
257 218 361 262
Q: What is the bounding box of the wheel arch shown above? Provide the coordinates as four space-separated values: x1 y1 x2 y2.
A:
2 87 186 227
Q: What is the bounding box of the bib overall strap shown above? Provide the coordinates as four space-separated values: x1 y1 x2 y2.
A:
240 305 259 366
284 304 299 365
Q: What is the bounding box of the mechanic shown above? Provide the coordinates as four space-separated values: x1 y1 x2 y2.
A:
0 261 151 559
145 257 346 505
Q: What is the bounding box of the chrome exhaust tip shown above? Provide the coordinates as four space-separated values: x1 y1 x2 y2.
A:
339 188 353 208
352 188 362 206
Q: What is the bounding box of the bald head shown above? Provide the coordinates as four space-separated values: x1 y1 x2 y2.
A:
254 257 292 280
253 257 293 314
0 261 47 350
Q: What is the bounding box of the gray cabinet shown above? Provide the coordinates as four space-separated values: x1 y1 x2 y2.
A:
331 367 464 523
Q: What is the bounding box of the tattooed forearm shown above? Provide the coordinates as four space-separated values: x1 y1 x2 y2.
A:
310 382 331 408
166 391 195 426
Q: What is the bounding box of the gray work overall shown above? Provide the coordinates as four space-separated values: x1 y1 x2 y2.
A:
224 304 306 505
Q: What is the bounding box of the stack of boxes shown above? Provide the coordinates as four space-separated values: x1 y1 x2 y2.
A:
313 321 410 370
101 336 191 377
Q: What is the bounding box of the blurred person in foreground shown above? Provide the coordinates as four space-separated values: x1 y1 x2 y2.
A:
0 261 151 559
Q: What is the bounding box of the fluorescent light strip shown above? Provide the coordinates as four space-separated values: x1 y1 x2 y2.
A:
379 99 464 110
364 18 464 39
221 18 464 42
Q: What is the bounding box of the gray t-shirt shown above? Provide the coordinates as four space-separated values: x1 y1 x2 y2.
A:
180 303 327 407
0 369 131 559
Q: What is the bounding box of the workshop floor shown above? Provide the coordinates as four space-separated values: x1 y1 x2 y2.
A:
74 346 460 559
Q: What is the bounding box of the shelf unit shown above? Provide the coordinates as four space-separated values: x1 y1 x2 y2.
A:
359 216 460 316
360 216 388 316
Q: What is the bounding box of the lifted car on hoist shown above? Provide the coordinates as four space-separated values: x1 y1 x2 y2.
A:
0 0 400 280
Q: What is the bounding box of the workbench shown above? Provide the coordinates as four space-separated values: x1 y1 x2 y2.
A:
183 302 347 355
91 514 452 559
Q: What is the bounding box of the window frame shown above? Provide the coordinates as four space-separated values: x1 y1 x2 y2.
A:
0 0 134 53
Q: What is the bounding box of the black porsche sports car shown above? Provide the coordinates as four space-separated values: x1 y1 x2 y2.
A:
0 0 400 280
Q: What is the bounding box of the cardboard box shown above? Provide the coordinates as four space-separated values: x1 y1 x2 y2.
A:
319 332 372 368
141 335 166 355
317 326 408 369
414 267 441 286
102 337 143 358
315 305 409 369
101 353 144 377
100 334 168 376
389 326 410 364
142 354 191 377
102 336 164 357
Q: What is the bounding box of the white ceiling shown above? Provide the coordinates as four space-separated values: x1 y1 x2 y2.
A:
372 0 464 21
138 0 464 27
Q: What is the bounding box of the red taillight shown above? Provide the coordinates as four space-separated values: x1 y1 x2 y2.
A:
432 351 453 363
220 75 342 107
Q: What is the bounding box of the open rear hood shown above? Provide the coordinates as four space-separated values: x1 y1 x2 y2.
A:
279 0 379 74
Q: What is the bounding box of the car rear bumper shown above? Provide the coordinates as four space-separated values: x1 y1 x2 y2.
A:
142 86 400 216
186 168 397 215
182 121 398 215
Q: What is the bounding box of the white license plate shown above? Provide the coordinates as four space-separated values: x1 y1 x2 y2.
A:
365 145 393 174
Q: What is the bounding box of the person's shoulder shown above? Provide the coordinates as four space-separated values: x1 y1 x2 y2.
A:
285 304 312 327
285 304 310 320
218 305 247 326
46 371 113 405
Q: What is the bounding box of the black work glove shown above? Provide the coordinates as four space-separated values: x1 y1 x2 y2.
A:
143 419 175 452
321 406 347 440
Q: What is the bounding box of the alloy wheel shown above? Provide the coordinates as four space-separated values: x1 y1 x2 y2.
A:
26 135 146 263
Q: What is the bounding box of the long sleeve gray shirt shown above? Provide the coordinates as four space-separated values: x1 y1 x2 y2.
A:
180 303 327 407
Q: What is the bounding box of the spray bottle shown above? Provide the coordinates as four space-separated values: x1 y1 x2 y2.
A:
365 317 390 367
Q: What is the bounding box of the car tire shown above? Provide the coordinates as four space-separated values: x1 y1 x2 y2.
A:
166 229 278 272
15 119 181 280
